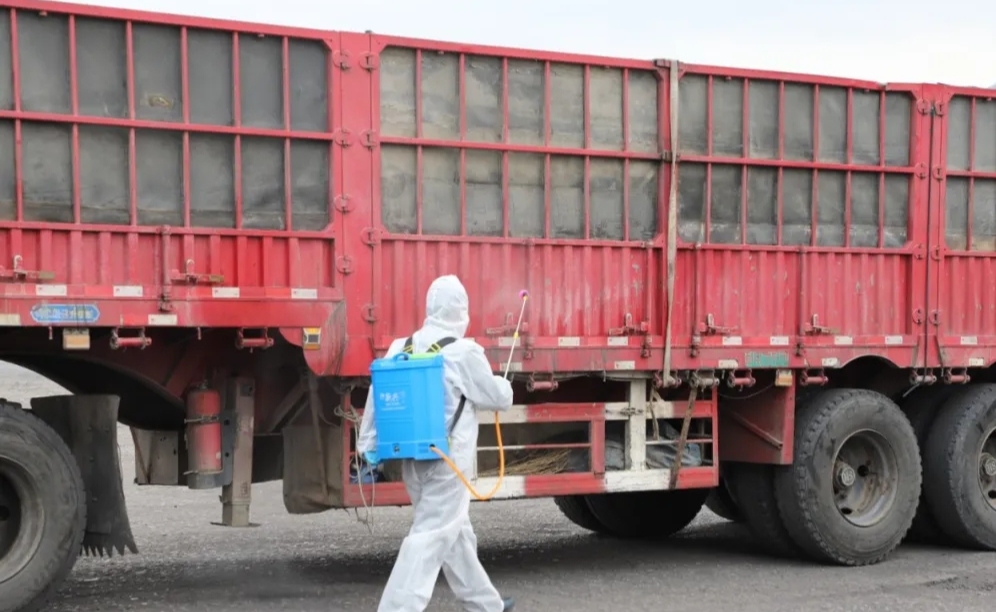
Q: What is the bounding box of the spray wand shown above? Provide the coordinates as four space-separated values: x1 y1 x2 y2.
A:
431 289 529 500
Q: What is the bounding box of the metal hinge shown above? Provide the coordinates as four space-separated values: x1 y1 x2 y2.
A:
697 313 737 335
335 256 354 274
334 195 353 213
609 313 649 336
331 50 351 69
486 312 530 336
0 255 55 282
361 130 379 148
332 129 352 147
803 314 836 335
170 260 224 285
361 227 383 246
360 53 379 70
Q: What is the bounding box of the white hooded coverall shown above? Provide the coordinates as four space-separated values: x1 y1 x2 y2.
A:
357 275 515 612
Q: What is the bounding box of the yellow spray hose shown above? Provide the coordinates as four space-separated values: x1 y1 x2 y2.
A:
430 291 528 501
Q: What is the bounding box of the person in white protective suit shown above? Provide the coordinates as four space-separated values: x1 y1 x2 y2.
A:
357 274 516 612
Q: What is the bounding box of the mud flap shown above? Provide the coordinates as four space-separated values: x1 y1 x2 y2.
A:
30 394 139 557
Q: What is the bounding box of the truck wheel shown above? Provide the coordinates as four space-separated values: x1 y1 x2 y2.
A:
553 495 609 534
728 462 801 558
774 389 921 566
900 385 963 544
0 405 86 612
584 488 709 539
704 475 742 522
922 384 996 550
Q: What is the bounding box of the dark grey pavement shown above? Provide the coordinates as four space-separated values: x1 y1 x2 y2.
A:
48 460 996 612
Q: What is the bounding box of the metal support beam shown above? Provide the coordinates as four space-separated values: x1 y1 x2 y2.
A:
220 377 256 527
625 379 647 471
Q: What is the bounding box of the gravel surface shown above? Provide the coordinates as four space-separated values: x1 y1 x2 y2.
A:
3 363 996 612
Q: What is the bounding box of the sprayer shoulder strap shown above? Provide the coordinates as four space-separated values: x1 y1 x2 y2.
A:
402 336 467 436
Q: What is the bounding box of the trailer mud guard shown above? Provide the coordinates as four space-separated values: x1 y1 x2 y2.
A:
717 385 795 465
30 394 139 557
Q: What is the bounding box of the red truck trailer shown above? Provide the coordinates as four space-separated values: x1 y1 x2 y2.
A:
2 0 996 610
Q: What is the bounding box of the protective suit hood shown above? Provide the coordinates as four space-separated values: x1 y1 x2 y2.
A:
423 275 470 339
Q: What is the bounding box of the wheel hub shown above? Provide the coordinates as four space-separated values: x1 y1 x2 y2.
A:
832 430 899 528
979 431 996 510
0 472 23 563
0 459 44 584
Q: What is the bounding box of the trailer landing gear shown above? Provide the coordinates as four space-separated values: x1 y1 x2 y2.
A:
218 378 256 528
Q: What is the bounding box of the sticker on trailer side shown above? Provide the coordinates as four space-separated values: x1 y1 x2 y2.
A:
35 285 68 297
745 351 790 368
30 304 100 324
113 285 143 297
148 314 178 326
212 287 240 299
291 288 318 300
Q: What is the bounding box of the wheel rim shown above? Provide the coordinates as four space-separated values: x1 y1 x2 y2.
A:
0 458 45 584
832 429 899 528
978 426 996 512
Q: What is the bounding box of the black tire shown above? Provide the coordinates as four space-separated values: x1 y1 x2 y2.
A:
900 385 965 544
553 495 609 534
584 488 709 539
0 405 86 612
922 384 996 550
704 474 742 522
728 462 801 558
774 389 921 566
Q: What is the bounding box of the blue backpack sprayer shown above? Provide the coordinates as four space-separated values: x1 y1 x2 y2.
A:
368 290 529 500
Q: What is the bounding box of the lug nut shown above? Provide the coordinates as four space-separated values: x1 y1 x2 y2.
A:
981 454 996 478
836 463 857 488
